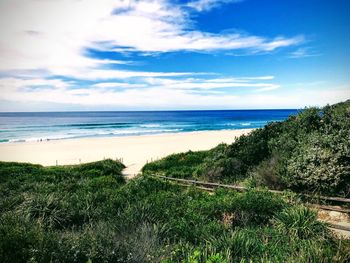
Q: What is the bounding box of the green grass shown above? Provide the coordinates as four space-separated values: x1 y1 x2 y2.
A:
142 150 210 178
1 160 349 262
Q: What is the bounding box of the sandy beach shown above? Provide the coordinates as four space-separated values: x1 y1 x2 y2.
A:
0 129 253 177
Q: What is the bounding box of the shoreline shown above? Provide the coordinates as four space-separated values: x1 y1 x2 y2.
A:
0 128 252 145
0 129 253 177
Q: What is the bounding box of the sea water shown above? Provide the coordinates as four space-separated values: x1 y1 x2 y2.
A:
0 110 298 143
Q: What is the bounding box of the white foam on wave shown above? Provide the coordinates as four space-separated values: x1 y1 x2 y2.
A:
226 122 255 127
8 139 26 143
106 128 181 135
9 134 77 143
139 124 162 128
5 128 183 143
240 123 252 126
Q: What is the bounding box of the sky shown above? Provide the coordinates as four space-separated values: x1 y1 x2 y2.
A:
0 0 349 111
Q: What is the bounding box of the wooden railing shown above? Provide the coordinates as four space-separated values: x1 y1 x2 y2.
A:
150 175 350 233
153 175 350 203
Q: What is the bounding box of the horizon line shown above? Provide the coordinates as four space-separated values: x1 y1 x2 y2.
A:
0 108 303 114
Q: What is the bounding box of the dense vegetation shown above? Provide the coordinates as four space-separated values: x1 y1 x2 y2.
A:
1 101 349 262
143 100 350 197
1 160 349 262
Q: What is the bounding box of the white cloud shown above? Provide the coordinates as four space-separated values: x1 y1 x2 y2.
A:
0 0 302 78
204 76 275 83
92 82 148 89
0 75 278 94
1 77 349 110
0 73 288 112
187 0 242 12
259 36 305 51
254 86 280 92
3 0 340 111
0 77 71 93
288 47 321 58
55 68 196 81
4 74 349 110
142 76 280 90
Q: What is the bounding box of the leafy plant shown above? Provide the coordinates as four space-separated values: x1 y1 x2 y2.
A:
143 100 350 197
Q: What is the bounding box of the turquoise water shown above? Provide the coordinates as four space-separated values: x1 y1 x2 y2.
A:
0 110 298 143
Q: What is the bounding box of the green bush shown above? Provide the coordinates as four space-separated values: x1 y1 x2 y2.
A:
1 132 349 262
228 190 287 226
142 150 209 178
143 100 350 197
248 155 286 190
273 206 329 239
287 129 350 196
0 213 43 263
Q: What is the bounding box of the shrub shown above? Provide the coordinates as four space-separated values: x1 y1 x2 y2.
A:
287 131 350 196
273 206 329 239
142 150 209 178
248 155 285 190
143 100 350 197
228 190 287 226
1 152 348 261
0 213 43 263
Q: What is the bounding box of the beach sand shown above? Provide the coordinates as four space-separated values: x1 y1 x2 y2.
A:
0 129 253 178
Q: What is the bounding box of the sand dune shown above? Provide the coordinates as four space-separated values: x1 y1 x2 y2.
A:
0 129 253 177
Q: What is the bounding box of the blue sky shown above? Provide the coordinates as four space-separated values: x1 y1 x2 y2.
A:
0 0 349 111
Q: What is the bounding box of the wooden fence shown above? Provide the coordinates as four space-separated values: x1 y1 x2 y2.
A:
151 175 350 233
153 175 350 203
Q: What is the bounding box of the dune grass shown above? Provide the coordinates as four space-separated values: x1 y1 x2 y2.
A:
1 160 349 262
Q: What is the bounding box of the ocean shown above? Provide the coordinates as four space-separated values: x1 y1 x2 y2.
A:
0 110 298 143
